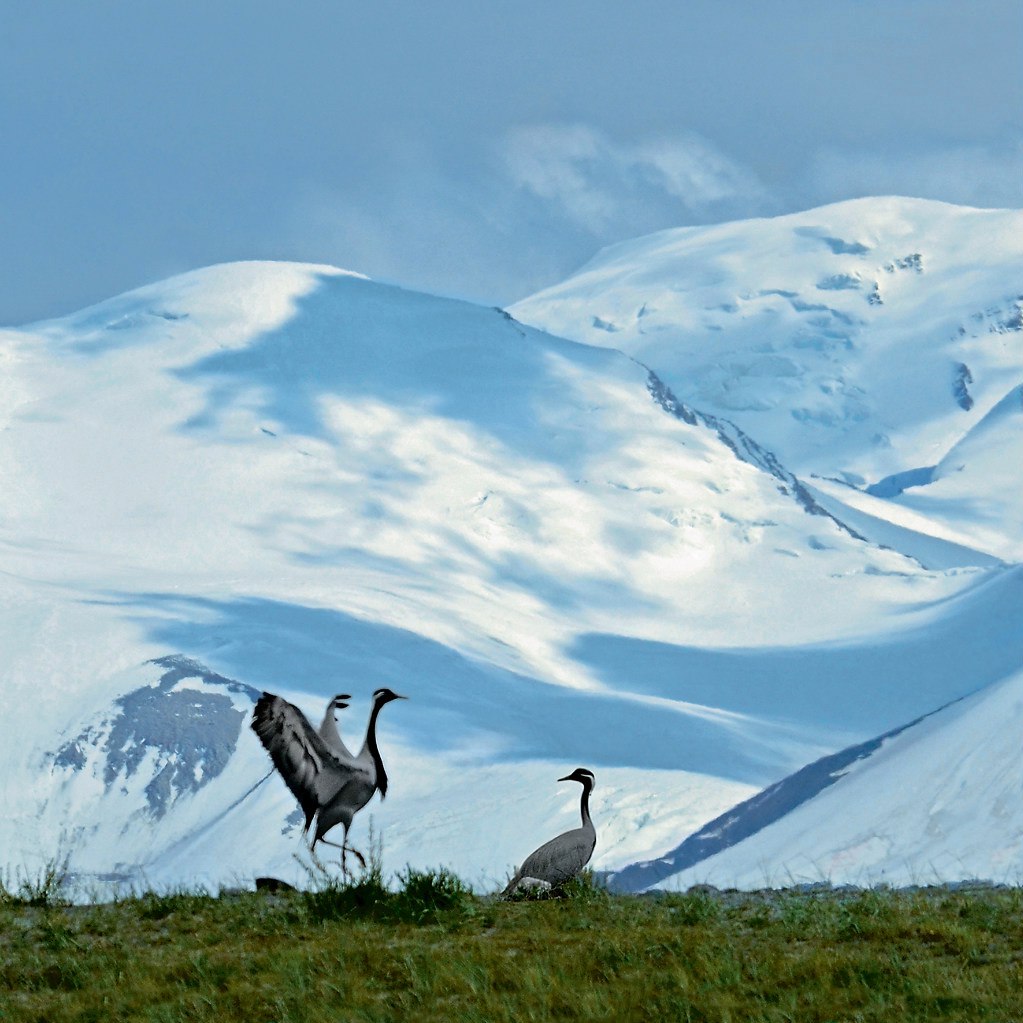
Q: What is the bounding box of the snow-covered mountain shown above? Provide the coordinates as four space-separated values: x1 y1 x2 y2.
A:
611 645 1023 892
1 197 1020 895
512 197 1023 562
513 196 1023 889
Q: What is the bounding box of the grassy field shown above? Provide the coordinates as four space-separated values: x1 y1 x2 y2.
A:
3 866 1023 1022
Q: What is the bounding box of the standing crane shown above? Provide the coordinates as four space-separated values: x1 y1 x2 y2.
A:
251 687 406 872
502 768 597 897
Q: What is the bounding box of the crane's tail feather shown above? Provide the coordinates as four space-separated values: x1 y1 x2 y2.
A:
500 872 522 899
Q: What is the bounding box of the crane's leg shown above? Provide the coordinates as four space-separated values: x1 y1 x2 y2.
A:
314 837 347 872
314 837 365 876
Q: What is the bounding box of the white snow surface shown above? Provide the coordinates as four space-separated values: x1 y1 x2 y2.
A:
511 197 1023 528
892 384 1023 562
0 206 1018 895
510 196 1023 891
660 654 1023 891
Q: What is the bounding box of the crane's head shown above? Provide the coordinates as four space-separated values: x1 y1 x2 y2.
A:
558 767 595 788
331 693 352 707
373 687 408 706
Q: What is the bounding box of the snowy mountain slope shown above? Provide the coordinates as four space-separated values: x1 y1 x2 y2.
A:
0 253 1018 894
888 383 1023 562
606 706 932 893
510 198 1023 511
512 199 1023 890
804 477 1006 573
631 641 1023 891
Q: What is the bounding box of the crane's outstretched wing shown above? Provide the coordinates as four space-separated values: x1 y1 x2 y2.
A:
251 691 349 831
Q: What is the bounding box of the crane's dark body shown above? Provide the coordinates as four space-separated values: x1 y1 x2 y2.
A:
251 688 404 870
503 768 597 896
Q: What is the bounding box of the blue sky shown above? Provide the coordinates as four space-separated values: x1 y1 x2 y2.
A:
2 1 1020 323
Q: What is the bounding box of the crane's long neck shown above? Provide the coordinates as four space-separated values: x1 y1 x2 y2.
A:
579 780 593 829
360 698 388 797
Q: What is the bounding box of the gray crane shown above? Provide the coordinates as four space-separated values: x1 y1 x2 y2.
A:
502 768 597 897
318 692 355 760
251 687 406 872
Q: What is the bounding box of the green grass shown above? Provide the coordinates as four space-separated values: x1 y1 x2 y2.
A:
3 873 1023 1022
0 858 71 910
